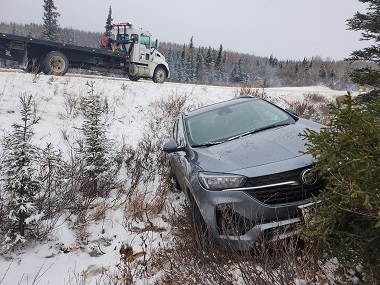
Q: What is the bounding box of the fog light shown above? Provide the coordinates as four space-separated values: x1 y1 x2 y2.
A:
216 204 254 236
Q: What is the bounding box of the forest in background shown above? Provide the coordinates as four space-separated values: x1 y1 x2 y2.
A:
0 21 371 89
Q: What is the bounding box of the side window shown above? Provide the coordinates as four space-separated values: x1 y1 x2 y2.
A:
177 118 185 147
173 119 179 141
140 34 150 49
131 34 139 42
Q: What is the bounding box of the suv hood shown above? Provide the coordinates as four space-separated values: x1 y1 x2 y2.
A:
193 123 319 173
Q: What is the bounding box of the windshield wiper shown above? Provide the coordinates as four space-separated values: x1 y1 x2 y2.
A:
227 123 290 142
253 123 290 133
192 141 224 147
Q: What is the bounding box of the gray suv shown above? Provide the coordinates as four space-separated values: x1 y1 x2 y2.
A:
163 96 324 250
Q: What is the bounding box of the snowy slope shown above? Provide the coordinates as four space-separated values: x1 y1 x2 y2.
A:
0 69 352 285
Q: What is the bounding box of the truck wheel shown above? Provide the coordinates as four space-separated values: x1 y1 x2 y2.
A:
128 75 140 82
43 51 69 76
152 66 166 83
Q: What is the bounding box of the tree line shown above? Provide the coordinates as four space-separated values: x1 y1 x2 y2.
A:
0 8 372 90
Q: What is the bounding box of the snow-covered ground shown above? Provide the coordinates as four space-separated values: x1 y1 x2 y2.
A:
0 69 354 285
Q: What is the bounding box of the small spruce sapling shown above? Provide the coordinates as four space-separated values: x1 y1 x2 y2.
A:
1 94 42 247
80 81 121 197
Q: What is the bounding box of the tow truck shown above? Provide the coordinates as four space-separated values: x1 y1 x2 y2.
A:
0 22 170 83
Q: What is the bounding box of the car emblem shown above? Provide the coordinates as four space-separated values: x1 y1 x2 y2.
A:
301 169 318 185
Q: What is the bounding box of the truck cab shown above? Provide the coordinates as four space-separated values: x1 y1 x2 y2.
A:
107 22 169 83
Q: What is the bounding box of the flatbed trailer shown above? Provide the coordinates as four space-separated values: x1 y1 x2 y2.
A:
0 25 169 83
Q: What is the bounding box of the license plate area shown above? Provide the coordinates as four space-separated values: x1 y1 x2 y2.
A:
297 201 321 227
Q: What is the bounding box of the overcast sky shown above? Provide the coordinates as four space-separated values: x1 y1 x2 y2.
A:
0 0 370 60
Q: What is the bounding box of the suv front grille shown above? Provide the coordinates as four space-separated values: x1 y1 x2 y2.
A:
243 167 324 204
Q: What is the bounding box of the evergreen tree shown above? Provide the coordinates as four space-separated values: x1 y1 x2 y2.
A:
80 81 120 197
229 58 248 83
62 28 79 45
104 6 113 37
1 95 42 245
179 44 187 83
346 0 380 93
301 3 380 280
302 94 380 281
294 63 299 75
11 22 17 35
204 46 215 83
303 64 312 85
196 47 205 83
26 23 38 38
318 63 327 79
166 47 175 82
215 44 225 82
173 51 181 82
41 0 61 41
38 143 68 216
229 61 241 83
330 68 336 85
187 37 196 82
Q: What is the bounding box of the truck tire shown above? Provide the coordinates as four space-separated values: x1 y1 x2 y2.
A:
152 66 166 83
43 51 69 76
128 75 140 82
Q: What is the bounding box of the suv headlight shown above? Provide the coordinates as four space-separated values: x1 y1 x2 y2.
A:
198 172 247 190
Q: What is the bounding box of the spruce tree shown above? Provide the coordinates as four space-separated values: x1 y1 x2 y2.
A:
104 6 113 37
187 37 196 82
1 95 41 245
229 59 247 83
38 143 68 216
80 81 120 197
166 47 175 82
302 94 380 281
301 2 380 279
179 44 187 83
346 0 380 93
318 63 327 79
41 0 61 41
215 44 225 82
196 47 205 83
204 46 215 83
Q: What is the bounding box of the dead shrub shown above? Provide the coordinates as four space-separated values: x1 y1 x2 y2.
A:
123 91 188 222
88 201 108 221
63 91 81 118
284 93 335 124
152 205 236 285
287 100 317 119
152 202 335 285
304 92 327 103
235 80 268 100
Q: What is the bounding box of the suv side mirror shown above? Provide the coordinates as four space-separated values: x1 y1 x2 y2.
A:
163 139 185 153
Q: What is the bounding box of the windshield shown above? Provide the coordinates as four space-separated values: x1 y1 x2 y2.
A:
185 99 295 146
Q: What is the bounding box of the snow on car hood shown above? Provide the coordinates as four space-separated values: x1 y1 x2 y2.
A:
193 122 320 173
